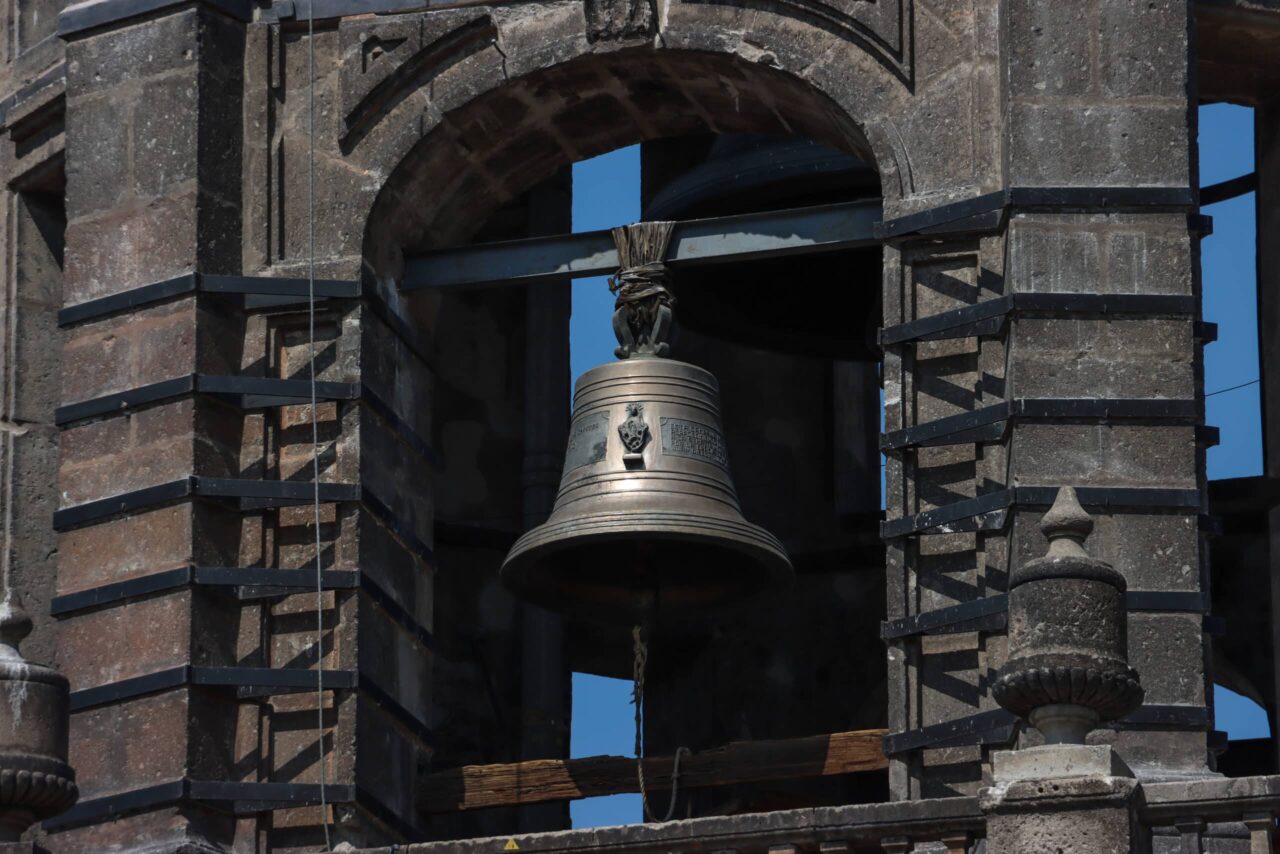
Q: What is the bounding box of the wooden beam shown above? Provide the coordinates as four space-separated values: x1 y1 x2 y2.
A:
418 728 889 813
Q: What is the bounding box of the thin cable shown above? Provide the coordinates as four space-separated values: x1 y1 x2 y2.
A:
306 5 332 850
1205 378 1259 398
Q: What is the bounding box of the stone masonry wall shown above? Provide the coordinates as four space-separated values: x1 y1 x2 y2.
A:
0 0 1230 848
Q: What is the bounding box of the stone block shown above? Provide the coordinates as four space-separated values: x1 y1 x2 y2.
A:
47 806 231 854
1127 612 1206 705
981 774 1140 854
1106 226 1193 295
68 690 190 798
58 399 197 506
1010 510 1201 593
63 190 198 302
1011 317 1194 399
991 744 1132 784
1009 226 1100 294
57 504 194 594
132 74 199 201
65 9 199 92
355 694 428 835
1099 0 1188 99
357 508 432 632
357 591 430 727
57 591 193 688
1010 424 1197 487
1006 0 1093 97
63 90 131 220
1009 102 1188 187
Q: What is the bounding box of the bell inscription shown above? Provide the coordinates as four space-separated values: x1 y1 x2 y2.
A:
563 412 611 473
660 417 728 469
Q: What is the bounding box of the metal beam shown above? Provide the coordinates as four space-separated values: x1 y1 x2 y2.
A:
401 199 883 291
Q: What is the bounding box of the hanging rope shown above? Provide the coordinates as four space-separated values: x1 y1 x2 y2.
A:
632 625 689 823
305 4 332 850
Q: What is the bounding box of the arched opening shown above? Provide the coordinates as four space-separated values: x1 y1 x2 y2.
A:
359 45 890 838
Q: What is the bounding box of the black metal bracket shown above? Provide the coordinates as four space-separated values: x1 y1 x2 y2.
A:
876 186 1196 241
882 704 1210 755
57 273 361 327
881 597 1009 640
50 566 356 614
880 486 1203 540
880 591 1208 641
1200 172 1257 206
880 398 1199 452
52 479 434 569
50 565 434 651
43 779 352 831
52 477 362 530
69 665 355 711
43 776 421 838
69 665 433 746
880 292 1198 347
55 374 361 426
882 709 1019 755
57 376 441 473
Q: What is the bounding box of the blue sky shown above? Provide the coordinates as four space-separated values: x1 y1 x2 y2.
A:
565 105 1266 828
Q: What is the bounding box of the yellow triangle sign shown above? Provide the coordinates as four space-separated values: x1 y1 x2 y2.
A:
504 840 520 851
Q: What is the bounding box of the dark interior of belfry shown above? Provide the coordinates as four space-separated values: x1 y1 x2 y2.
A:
427 133 888 837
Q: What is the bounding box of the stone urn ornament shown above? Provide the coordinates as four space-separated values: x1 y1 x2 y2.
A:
992 487 1144 744
0 593 77 841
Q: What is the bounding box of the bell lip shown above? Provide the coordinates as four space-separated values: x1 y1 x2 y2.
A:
500 518 793 626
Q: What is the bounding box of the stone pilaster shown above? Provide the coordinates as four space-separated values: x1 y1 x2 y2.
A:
1003 0 1207 781
51 4 247 849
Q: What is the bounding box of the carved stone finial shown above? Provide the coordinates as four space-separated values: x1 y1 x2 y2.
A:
992 487 1143 745
610 221 676 360
1040 486 1093 560
0 591 77 839
0 593 33 661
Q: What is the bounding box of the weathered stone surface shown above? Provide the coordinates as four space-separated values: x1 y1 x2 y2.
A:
0 0 1252 846
981 775 1140 854
991 744 1131 784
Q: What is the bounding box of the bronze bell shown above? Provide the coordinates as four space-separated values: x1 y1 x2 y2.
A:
501 222 793 626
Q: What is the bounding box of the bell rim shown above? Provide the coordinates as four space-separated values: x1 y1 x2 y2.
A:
501 513 793 621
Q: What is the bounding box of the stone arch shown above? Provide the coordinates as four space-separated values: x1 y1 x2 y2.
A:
345 0 928 278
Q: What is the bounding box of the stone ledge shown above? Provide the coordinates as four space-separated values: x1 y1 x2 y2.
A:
992 744 1132 784
1142 774 1280 824
57 0 252 39
980 775 1139 814
378 798 984 854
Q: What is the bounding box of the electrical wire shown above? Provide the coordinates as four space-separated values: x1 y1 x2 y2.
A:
1205 378 1259 398
306 4 333 849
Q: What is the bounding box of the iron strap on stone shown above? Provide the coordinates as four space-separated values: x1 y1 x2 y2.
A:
54 374 360 426
42 778 421 838
56 272 361 327
52 477 360 529
52 479 434 564
879 397 1203 452
882 705 1214 756
48 566 434 650
42 778 414 839
879 292 1201 346
66 665 433 743
54 374 440 466
879 485 1203 540
881 591 1210 641
874 186 1197 241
